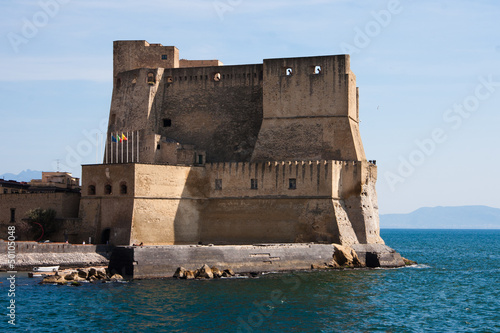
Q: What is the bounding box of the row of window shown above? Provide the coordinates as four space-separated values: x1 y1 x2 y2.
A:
284 65 322 76
214 178 297 190
170 71 263 83
87 178 299 195
118 65 323 88
87 184 127 195
3 189 24 194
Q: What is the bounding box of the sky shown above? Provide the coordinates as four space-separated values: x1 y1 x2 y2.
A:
0 0 499 214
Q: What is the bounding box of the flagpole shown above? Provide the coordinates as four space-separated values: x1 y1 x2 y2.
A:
126 131 129 163
137 130 140 163
131 131 134 163
116 132 118 163
110 133 113 164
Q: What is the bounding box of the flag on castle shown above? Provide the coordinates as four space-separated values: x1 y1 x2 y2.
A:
112 135 117 143
120 133 128 142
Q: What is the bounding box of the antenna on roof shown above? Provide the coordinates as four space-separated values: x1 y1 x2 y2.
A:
55 159 60 172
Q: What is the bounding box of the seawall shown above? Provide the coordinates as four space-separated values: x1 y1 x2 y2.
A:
109 243 405 279
0 241 113 271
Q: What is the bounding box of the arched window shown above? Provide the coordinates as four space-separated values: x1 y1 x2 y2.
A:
120 183 127 195
104 184 112 195
88 185 96 195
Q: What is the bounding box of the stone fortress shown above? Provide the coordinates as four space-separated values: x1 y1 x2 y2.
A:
79 40 386 250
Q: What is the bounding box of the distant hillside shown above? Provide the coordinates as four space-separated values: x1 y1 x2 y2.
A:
0 169 42 182
381 206 500 229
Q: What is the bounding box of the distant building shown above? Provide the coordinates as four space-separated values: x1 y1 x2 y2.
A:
0 172 81 242
29 172 80 191
0 180 30 194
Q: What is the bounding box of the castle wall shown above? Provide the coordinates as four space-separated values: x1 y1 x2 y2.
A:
262 55 353 118
107 64 264 164
251 55 365 162
0 192 80 240
80 161 382 247
79 164 137 245
153 64 264 163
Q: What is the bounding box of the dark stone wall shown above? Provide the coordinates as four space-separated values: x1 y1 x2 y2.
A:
151 64 263 163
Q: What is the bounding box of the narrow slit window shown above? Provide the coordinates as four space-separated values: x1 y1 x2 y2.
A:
120 183 127 195
251 179 258 190
10 208 15 222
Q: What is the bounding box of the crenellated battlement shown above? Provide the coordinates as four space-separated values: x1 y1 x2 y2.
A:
205 160 375 199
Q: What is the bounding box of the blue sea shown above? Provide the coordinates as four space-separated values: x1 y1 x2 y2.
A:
1 229 499 332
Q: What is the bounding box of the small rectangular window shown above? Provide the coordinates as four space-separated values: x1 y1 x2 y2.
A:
289 178 297 190
163 119 171 127
161 54 168 60
157 144 161 150
10 208 15 222
3 188 8 194
215 179 222 190
198 155 203 164
251 179 258 190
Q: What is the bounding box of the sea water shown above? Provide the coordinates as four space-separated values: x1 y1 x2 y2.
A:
1 229 499 332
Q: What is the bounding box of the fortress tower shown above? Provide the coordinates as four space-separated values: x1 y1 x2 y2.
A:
79 41 384 248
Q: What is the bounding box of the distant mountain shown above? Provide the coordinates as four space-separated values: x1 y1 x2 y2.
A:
381 206 500 229
0 169 42 182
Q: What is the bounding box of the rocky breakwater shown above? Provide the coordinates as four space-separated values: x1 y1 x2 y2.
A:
39 267 124 285
173 264 236 280
311 244 363 269
312 244 415 270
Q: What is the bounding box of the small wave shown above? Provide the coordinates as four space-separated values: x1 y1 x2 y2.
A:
406 264 431 269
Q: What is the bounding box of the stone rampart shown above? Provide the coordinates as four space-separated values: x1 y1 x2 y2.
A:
108 243 405 279
0 241 113 270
